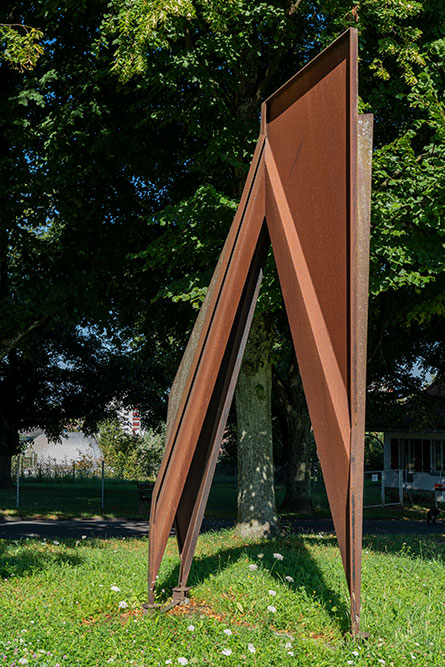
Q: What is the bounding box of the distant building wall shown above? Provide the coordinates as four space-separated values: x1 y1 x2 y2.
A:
120 408 143 436
383 431 445 491
26 432 103 464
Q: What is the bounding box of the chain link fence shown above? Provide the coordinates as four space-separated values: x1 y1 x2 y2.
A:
0 456 405 518
0 455 148 517
311 467 404 509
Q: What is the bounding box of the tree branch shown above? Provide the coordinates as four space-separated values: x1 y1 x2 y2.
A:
1 315 49 361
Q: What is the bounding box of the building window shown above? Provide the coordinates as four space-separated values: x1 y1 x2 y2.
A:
432 440 444 474
399 438 433 473
390 438 399 469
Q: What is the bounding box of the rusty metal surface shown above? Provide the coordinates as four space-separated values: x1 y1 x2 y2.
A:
265 28 355 589
147 28 372 635
147 143 267 604
349 113 373 634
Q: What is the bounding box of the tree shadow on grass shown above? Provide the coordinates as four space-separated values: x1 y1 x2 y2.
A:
156 532 350 634
0 540 85 579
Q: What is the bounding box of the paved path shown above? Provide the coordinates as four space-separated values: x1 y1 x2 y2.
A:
0 516 443 539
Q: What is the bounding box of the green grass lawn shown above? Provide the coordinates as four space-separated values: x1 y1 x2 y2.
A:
0 481 140 519
0 477 434 522
0 530 443 666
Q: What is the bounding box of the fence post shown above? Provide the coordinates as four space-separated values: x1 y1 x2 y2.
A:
16 456 20 509
399 469 403 505
381 470 385 507
101 461 105 512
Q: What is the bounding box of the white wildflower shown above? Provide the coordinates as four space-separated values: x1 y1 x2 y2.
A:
378 661 385 665
165 661 172 665
53 541 60 545
118 601 128 609
177 659 188 665
221 649 232 656
285 642 292 649
267 605 277 613
352 651 359 657
268 589 276 596
110 586 120 592
347 661 354 666
273 552 284 560
248 564 258 571
247 643 255 654
285 575 294 582
18 660 28 666
81 535 87 540
223 629 232 636
187 625 195 632
287 651 294 657
257 553 264 559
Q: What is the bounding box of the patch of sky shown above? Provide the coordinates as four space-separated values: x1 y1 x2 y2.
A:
130 175 168 205
411 358 434 386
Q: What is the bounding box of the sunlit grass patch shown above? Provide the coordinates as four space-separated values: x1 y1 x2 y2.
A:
0 530 444 666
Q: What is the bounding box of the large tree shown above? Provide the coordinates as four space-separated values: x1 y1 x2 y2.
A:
0 1 175 482
102 0 444 520
2 0 444 517
97 0 444 524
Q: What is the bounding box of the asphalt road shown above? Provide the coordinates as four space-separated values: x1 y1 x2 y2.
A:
0 516 443 539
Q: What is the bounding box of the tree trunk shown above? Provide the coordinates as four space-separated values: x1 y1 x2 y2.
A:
235 312 280 538
0 455 13 489
0 351 20 490
275 358 313 513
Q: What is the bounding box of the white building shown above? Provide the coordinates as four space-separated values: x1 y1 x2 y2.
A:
383 430 445 491
25 431 102 464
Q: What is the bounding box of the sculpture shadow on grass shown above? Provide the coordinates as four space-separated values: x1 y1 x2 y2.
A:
155 532 350 634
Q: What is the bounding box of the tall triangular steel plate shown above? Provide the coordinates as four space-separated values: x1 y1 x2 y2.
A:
146 28 372 636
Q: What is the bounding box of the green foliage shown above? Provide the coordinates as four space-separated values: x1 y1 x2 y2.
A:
364 432 384 470
0 23 44 71
98 419 165 479
2 0 444 460
132 185 237 310
0 1 172 456
98 419 139 479
98 0 445 332
137 423 166 479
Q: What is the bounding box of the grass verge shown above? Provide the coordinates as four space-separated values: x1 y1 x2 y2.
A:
0 481 434 522
0 530 443 666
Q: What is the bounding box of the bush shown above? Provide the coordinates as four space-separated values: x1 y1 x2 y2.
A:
138 424 166 478
97 418 165 480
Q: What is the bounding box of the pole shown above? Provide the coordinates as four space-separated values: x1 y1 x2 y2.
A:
381 470 385 507
101 460 105 512
399 469 403 505
16 456 20 509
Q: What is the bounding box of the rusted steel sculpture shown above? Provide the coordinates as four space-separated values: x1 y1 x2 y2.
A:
146 28 373 636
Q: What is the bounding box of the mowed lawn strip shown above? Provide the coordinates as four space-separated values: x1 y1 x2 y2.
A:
0 530 443 666
0 480 433 521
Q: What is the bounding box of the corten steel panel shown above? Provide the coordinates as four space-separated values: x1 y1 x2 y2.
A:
264 29 356 584
147 145 268 604
147 28 372 636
